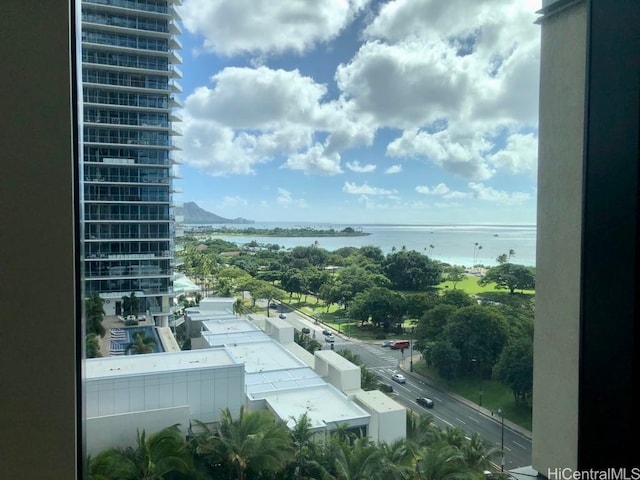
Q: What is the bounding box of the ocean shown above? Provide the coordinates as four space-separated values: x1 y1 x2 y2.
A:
189 223 537 268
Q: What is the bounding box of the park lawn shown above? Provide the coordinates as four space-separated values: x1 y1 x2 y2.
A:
413 360 532 431
437 274 535 296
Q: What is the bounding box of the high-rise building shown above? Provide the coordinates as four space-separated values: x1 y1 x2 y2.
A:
80 0 183 326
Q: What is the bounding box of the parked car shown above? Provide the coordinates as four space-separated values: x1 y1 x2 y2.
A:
322 330 332 336
390 340 410 350
301 327 310 334
381 340 393 347
416 397 434 408
391 373 406 384
269 302 277 309
279 313 287 319
325 335 335 343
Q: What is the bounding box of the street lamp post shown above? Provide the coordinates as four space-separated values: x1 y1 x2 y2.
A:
410 327 414 372
497 408 505 471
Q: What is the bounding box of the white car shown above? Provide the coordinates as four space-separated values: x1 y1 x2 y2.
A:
279 313 287 319
391 373 406 384
325 334 335 343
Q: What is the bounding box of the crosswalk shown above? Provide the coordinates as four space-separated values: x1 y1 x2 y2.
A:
358 343 401 366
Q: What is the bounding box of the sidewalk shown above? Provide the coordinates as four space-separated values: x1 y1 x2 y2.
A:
398 353 532 440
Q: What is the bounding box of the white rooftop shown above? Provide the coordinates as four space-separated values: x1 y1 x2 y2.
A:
85 348 239 379
202 318 261 335
226 340 308 373
245 367 325 394
251 384 370 430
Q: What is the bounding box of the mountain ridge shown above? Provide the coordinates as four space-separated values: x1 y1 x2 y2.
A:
182 201 253 224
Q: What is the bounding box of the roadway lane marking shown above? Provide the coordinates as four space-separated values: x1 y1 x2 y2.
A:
468 416 480 423
504 446 512 452
454 417 466 425
430 412 454 428
512 440 527 449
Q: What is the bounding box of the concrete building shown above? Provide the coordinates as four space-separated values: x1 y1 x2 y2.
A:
80 0 184 326
85 348 245 455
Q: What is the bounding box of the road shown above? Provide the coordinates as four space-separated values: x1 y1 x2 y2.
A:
275 305 533 469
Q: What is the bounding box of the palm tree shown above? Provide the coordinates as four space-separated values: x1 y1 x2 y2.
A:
192 407 293 480
378 439 417 480
508 249 516 261
86 333 101 358
88 425 194 480
86 293 106 337
122 292 140 318
233 298 247 316
414 444 470 480
331 436 390 480
128 331 155 355
406 412 441 447
459 433 499 471
288 412 325 480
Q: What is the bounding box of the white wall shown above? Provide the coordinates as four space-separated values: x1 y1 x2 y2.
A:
354 390 406 444
86 365 245 426
86 406 190 455
314 351 361 392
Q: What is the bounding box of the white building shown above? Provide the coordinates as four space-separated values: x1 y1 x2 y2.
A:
84 305 406 453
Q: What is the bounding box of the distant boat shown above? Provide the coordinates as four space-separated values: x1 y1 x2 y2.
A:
493 234 499 237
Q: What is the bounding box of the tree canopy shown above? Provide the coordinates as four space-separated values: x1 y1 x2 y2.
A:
478 263 535 293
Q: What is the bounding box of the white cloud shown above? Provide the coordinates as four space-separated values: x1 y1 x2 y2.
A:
488 133 538 175
186 67 328 128
334 0 540 179
443 190 472 200
343 181 397 195
181 0 370 56
222 195 248 208
387 129 495 180
276 188 308 208
385 164 402 174
181 67 374 176
283 145 343 175
467 182 530 203
416 183 450 195
346 160 376 173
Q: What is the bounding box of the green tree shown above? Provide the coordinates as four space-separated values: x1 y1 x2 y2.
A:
460 433 499 471
88 425 194 480
348 287 406 331
478 263 535 294
251 281 286 317
445 266 466 289
406 412 441 447
86 333 101 359
122 292 140 317
496 253 508 264
192 407 293 480
331 436 390 480
440 289 475 308
86 293 106 338
405 292 440 319
383 250 443 291
414 444 471 480
443 306 509 378
493 337 533 404
415 304 456 345
128 331 155 355
428 340 461 380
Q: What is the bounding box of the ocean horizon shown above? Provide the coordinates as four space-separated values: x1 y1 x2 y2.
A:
186 222 537 268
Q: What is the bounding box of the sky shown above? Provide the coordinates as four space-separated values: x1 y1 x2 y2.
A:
175 0 541 225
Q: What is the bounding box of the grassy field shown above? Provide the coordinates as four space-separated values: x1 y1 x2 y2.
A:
437 274 535 295
413 361 532 431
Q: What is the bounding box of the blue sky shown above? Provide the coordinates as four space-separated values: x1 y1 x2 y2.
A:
175 0 541 225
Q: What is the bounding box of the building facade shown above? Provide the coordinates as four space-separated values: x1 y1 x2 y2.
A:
80 0 183 324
